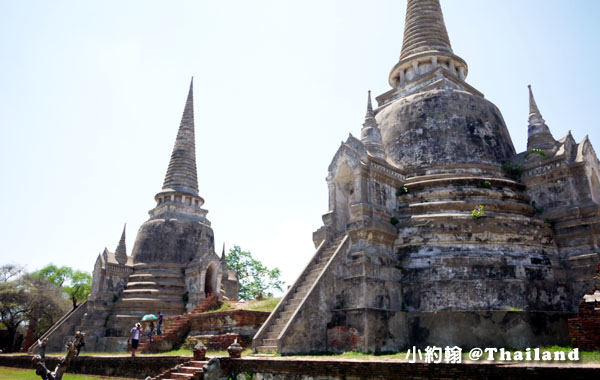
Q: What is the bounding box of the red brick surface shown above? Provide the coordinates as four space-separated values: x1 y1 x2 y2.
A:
569 262 600 350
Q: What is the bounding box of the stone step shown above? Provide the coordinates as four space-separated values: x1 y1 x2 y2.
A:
126 281 186 289
112 300 185 314
120 294 185 302
303 273 319 284
169 373 195 380
293 291 307 299
286 298 303 307
179 366 203 374
296 284 312 293
279 310 293 320
188 360 208 367
272 317 286 327
255 345 278 353
128 273 185 282
272 314 293 328
263 338 278 346
283 303 299 312
122 289 186 298
265 331 280 340
313 262 327 271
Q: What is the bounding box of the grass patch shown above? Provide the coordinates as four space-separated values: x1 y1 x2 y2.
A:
205 297 281 314
204 302 234 313
242 298 281 312
0 366 136 380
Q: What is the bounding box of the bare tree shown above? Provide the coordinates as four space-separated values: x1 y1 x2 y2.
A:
32 331 85 380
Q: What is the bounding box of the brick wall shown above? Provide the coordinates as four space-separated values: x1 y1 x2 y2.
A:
568 262 600 350
188 309 269 336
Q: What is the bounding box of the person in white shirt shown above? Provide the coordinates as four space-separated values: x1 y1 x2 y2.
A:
128 322 142 357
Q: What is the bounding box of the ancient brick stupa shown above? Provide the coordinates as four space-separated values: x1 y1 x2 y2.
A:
34 80 239 352
254 0 600 353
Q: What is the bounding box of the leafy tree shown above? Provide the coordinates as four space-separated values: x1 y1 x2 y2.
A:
32 265 92 309
0 265 70 352
0 265 30 352
23 274 70 338
226 246 284 301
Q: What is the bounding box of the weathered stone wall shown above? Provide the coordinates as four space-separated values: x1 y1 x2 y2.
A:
188 310 269 337
185 333 243 350
390 310 574 350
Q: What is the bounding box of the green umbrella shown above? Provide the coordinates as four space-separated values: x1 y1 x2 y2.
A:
141 314 158 322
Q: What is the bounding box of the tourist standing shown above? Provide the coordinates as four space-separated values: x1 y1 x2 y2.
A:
148 321 155 343
157 312 163 335
128 323 142 357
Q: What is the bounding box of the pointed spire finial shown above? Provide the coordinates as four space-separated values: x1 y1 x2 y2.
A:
365 90 374 119
527 85 555 150
400 0 453 60
389 0 467 88
221 243 226 261
528 84 545 124
162 78 199 195
115 224 127 259
361 91 386 160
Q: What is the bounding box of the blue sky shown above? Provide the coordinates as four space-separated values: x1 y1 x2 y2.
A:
0 0 598 289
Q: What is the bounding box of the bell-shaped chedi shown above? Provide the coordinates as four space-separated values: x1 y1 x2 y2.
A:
377 0 515 174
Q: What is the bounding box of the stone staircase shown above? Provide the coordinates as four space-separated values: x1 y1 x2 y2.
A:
140 294 221 353
139 315 191 353
253 235 346 352
113 265 188 315
151 359 208 380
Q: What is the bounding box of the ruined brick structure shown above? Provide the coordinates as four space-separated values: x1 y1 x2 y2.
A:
569 261 600 350
254 0 600 353
31 79 239 353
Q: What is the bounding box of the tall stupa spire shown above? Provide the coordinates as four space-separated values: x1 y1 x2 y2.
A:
528 84 545 124
365 90 375 119
115 223 127 262
150 78 207 221
400 0 453 60
527 85 555 150
361 91 385 160
388 0 468 89
162 78 198 196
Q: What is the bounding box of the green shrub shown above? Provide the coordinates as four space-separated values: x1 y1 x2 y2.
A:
471 205 485 219
501 161 523 178
531 148 546 156
396 186 409 196
390 217 399 226
477 180 492 189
